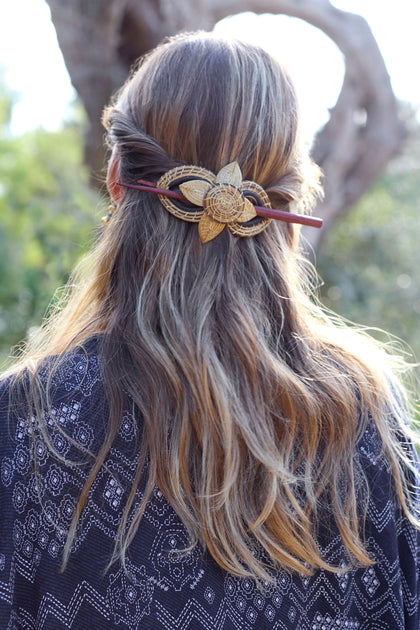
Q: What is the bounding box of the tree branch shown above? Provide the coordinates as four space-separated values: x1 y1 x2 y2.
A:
46 0 405 249
207 0 405 247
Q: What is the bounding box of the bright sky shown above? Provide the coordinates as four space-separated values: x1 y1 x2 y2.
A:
0 0 419 144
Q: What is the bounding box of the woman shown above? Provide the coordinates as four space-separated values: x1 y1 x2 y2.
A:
0 32 419 629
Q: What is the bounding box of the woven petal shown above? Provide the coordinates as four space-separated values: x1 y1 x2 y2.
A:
198 214 225 243
179 180 211 206
238 198 257 222
216 162 242 187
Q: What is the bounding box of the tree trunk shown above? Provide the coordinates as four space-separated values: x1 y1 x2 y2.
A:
46 0 405 248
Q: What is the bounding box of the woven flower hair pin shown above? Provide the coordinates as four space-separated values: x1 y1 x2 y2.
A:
117 161 322 242
178 162 267 242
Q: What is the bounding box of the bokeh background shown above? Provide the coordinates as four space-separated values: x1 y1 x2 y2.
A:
0 0 419 369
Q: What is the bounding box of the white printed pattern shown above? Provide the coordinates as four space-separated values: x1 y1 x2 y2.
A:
0 350 418 629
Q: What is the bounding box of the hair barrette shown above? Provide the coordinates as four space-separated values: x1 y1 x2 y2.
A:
117 162 323 243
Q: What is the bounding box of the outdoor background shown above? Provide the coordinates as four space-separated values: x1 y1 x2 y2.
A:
0 0 419 370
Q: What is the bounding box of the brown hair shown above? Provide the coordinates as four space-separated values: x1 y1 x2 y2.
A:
9 32 418 581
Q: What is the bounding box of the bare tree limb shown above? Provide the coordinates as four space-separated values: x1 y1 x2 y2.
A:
206 0 405 247
46 0 405 248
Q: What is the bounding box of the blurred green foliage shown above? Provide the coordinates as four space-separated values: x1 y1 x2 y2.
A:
0 87 102 367
318 159 420 362
0 82 419 372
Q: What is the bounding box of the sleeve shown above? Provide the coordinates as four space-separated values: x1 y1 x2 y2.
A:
396 440 420 629
0 375 20 620
358 418 420 630
0 352 110 627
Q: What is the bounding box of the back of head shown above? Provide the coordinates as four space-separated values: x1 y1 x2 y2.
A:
106 32 309 198
98 33 321 367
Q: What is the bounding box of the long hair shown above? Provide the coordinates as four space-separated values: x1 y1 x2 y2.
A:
8 33 418 580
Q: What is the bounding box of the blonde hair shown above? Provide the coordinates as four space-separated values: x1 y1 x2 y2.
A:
9 33 418 581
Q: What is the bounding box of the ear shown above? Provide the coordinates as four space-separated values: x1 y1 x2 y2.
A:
106 148 124 205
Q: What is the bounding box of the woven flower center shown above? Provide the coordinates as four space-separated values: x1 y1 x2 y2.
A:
204 183 245 223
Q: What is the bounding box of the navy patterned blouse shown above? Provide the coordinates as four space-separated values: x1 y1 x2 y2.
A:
0 343 419 629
